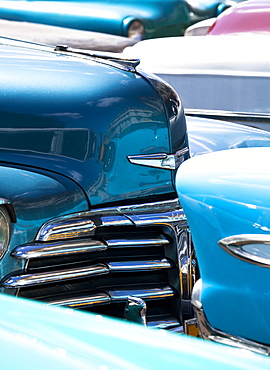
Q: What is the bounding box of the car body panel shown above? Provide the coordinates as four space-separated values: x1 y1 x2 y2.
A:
0 37 189 206
124 35 270 131
0 165 89 277
1 293 270 369
176 147 270 345
0 0 238 39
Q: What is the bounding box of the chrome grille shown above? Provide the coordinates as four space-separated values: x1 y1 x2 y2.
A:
3 199 190 331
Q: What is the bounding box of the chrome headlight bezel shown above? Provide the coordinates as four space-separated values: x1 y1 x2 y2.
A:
0 207 11 259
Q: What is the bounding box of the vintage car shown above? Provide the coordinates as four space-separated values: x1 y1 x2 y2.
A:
2 293 270 369
1 35 270 335
184 0 270 36
0 0 239 40
207 0 270 35
123 34 270 131
176 147 270 355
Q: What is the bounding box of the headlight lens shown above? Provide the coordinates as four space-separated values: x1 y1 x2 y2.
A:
0 207 11 258
127 20 144 40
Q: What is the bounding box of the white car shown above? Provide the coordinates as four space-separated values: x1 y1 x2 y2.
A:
124 35 270 131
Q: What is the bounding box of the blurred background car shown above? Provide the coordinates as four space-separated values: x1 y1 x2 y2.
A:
207 0 270 35
0 0 239 40
185 0 269 36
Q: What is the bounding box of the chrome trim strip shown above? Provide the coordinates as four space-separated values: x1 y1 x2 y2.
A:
219 234 270 267
0 198 11 206
109 287 174 301
12 237 170 260
36 199 185 242
106 237 170 248
185 108 270 122
38 218 97 241
191 279 270 356
147 319 181 330
127 148 189 170
3 258 172 288
48 293 111 308
108 259 171 272
128 209 187 227
11 239 107 259
3 264 109 288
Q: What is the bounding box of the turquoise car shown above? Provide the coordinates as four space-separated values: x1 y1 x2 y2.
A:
2 293 270 369
0 0 238 40
176 147 270 355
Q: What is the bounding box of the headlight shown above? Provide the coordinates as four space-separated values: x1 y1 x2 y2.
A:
0 207 11 259
127 20 144 40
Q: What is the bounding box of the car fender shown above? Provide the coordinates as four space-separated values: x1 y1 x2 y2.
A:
0 165 88 250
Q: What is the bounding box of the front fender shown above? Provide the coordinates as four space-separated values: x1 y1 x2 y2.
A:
0 165 88 252
176 147 270 345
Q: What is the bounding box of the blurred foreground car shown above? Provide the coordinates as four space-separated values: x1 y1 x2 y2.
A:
1 35 270 335
0 0 238 40
176 147 270 355
2 293 270 369
124 34 270 131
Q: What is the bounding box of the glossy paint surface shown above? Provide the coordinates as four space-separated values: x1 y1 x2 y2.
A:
186 116 270 157
0 165 88 283
0 37 187 206
176 147 270 345
1 293 270 369
207 0 270 35
0 0 235 39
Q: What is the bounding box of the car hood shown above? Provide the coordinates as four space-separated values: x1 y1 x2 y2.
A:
123 34 270 75
0 37 187 206
186 116 270 157
1 293 270 369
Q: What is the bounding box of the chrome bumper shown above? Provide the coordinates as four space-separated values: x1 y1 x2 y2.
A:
192 279 270 356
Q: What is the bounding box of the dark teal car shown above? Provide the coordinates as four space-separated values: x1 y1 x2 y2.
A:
0 0 239 40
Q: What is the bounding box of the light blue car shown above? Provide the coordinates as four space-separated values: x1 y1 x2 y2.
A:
1 292 270 369
176 146 270 355
0 0 239 40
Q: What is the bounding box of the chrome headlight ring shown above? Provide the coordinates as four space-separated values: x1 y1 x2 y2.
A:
0 206 11 259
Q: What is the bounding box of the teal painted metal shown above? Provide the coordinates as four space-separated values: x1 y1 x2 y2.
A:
0 165 88 280
0 37 188 207
176 147 270 346
1 293 270 369
0 0 239 39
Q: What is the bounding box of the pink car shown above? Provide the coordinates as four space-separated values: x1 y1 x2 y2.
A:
207 0 270 35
